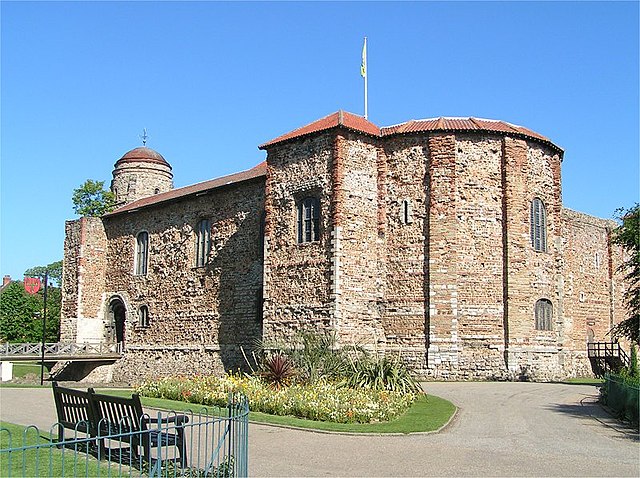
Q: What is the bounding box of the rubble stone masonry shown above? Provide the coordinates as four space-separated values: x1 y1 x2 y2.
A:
61 114 627 383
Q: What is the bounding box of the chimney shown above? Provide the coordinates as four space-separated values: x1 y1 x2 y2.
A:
2 275 11 287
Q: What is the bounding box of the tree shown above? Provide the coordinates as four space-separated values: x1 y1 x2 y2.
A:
0 282 59 343
72 179 116 216
24 260 63 287
610 204 639 344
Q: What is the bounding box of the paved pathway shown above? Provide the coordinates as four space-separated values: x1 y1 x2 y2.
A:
1 382 638 476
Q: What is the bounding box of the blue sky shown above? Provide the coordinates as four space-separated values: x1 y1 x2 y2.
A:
1 1 638 281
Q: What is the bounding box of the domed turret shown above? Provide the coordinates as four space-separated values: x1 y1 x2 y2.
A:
111 147 174 206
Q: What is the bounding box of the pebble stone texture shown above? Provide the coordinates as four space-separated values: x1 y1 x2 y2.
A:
60 112 626 383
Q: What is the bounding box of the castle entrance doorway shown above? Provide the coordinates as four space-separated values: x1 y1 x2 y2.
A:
106 297 126 352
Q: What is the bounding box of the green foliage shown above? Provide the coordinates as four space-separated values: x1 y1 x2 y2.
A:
252 329 421 393
101 389 455 434
137 374 417 424
24 260 63 287
260 352 297 389
0 282 59 342
610 204 639 344
344 354 422 394
72 179 116 217
628 345 638 379
0 421 115 477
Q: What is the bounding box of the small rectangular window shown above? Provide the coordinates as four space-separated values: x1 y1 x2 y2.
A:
297 197 320 243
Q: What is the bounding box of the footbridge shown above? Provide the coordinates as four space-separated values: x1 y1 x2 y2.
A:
0 342 122 362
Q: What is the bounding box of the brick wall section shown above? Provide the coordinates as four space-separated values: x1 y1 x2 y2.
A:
426 134 460 376
262 134 335 344
503 137 564 380
101 179 264 382
453 135 506 378
382 135 429 368
61 217 108 342
334 132 385 346
561 208 625 374
61 220 81 341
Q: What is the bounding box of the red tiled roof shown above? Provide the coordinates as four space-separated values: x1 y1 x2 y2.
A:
259 110 381 149
381 117 560 151
261 111 562 153
106 161 266 217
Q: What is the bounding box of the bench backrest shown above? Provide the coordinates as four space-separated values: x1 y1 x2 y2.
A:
88 390 147 437
52 381 94 433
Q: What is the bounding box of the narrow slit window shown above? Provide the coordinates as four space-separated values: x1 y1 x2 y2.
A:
135 231 149 276
402 199 413 224
195 219 211 267
530 198 547 252
535 299 553 330
138 305 149 328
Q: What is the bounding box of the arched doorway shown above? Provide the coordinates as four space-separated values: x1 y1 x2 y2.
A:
107 297 126 352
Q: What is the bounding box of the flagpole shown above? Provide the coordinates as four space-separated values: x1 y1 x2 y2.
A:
363 37 368 119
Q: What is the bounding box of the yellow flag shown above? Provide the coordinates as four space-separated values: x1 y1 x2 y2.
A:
361 37 367 78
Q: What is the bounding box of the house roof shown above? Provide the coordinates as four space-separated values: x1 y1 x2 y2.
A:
260 111 562 154
106 161 266 217
106 111 562 217
259 110 381 149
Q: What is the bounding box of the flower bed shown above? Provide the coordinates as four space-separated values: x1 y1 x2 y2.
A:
136 374 417 424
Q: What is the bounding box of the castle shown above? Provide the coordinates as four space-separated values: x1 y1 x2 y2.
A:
60 111 626 382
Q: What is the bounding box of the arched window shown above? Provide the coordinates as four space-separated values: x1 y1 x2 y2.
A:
195 219 211 267
138 305 149 328
535 299 553 330
135 231 149 276
297 197 320 243
530 198 547 252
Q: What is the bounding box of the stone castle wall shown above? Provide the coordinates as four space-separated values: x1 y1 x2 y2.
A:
111 160 173 206
102 178 264 383
61 122 627 383
262 134 335 344
561 208 625 376
61 217 108 343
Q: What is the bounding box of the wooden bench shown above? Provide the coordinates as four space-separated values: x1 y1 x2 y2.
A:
90 389 189 467
52 382 189 467
52 382 95 443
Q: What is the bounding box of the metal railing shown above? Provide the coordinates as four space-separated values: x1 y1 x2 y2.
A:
0 394 249 477
0 342 123 361
602 373 639 426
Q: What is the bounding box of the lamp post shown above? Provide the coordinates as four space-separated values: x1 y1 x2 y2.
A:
40 271 48 385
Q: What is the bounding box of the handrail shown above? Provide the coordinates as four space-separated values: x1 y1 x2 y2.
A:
0 341 122 358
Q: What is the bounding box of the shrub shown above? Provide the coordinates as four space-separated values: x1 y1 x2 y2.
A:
629 345 638 379
260 352 296 389
136 374 418 424
344 354 422 394
249 329 421 393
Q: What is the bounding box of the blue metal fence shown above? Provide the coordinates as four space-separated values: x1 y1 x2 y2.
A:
0 394 249 477
603 373 639 426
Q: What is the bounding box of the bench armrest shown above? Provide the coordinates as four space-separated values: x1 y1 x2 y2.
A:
142 414 189 426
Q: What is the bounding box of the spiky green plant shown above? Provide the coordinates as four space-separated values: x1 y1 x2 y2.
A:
260 352 297 389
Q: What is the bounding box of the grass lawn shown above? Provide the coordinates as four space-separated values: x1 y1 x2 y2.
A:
10 361 48 378
561 377 604 386
101 389 455 434
0 421 117 477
